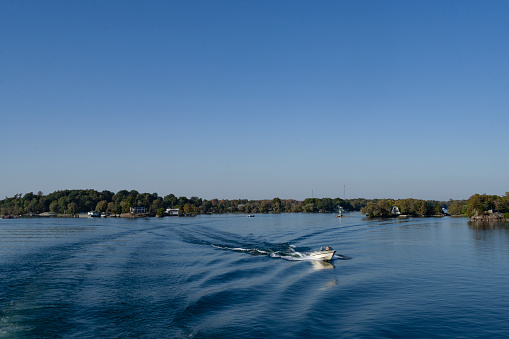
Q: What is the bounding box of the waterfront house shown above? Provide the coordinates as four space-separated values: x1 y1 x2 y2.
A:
165 208 179 216
391 206 401 215
130 206 146 214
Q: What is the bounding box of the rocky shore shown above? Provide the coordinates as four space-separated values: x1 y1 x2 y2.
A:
470 211 508 222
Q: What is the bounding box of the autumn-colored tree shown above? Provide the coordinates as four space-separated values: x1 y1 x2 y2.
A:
183 203 196 215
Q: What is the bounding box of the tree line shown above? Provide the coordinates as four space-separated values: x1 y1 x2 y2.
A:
360 198 446 218
450 193 509 218
360 193 509 218
0 189 369 216
2 189 506 218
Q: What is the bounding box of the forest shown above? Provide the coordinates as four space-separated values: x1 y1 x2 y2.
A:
360 198 449 218
0 189 368 217
1 190 507 219
360 193 509 218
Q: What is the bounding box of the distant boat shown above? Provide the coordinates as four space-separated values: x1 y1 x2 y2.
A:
247 214 255 217
88 211 100 218
336 206 342 217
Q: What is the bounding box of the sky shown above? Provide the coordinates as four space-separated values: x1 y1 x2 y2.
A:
1 0 508 201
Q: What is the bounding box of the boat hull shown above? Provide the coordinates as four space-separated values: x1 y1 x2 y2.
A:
310 250 335 261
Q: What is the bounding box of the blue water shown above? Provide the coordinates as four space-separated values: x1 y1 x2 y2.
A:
2 213 509 338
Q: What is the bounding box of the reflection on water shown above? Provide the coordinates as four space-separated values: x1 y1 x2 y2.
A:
469 220 509 230
320 279 339 290
311 260 334 270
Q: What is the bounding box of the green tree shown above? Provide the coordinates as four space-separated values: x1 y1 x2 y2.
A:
200 200 212 214
448 200 466 215
183 203 196 215
290 201 303 213
125 196 136 209
432 202 443 215
96 200 108 213
120 200 130 213
113 190 129 203
414 200 431 216
164 194 178 208
466 194 497 217
107 202 116 213
317 198 333 212
179 196 189 206
272 197 281 213
238 204 246 213
260 200 271 213
58 196 68 214
302 203 315 213
190 196 202 207
151 197 163 212
100 190 114 202
67 202 77 215
303 198 317 212
28 198 38 213
495 193 509 212
396 199 414 215
49 201 58 213
361 199 394 218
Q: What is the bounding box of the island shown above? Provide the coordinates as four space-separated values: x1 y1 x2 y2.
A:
1 190 508 221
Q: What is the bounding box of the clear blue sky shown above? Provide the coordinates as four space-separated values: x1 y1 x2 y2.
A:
1 1 508 201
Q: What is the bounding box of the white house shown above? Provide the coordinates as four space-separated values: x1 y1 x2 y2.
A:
130 206 146 214
391 206 401 215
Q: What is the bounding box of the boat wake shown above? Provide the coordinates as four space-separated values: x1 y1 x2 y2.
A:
211 243 311 261
210 244 345 262
176 225 346 261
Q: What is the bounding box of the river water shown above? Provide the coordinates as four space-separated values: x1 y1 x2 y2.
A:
2 213 509 338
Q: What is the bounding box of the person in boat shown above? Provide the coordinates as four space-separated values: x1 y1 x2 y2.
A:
326 246 330 251
320 246 323 251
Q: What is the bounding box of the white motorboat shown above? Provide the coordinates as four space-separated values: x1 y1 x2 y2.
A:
309 249 335 261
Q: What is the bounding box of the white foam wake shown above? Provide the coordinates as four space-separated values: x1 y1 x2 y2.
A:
210 244 338 261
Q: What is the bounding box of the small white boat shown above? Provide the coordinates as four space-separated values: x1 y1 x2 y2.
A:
310 249 336 261
88 211 100 218
247 214 255 217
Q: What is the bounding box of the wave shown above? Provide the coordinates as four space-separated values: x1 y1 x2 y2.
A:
210 243 306 260
176 224 349 262
210 243 347 262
